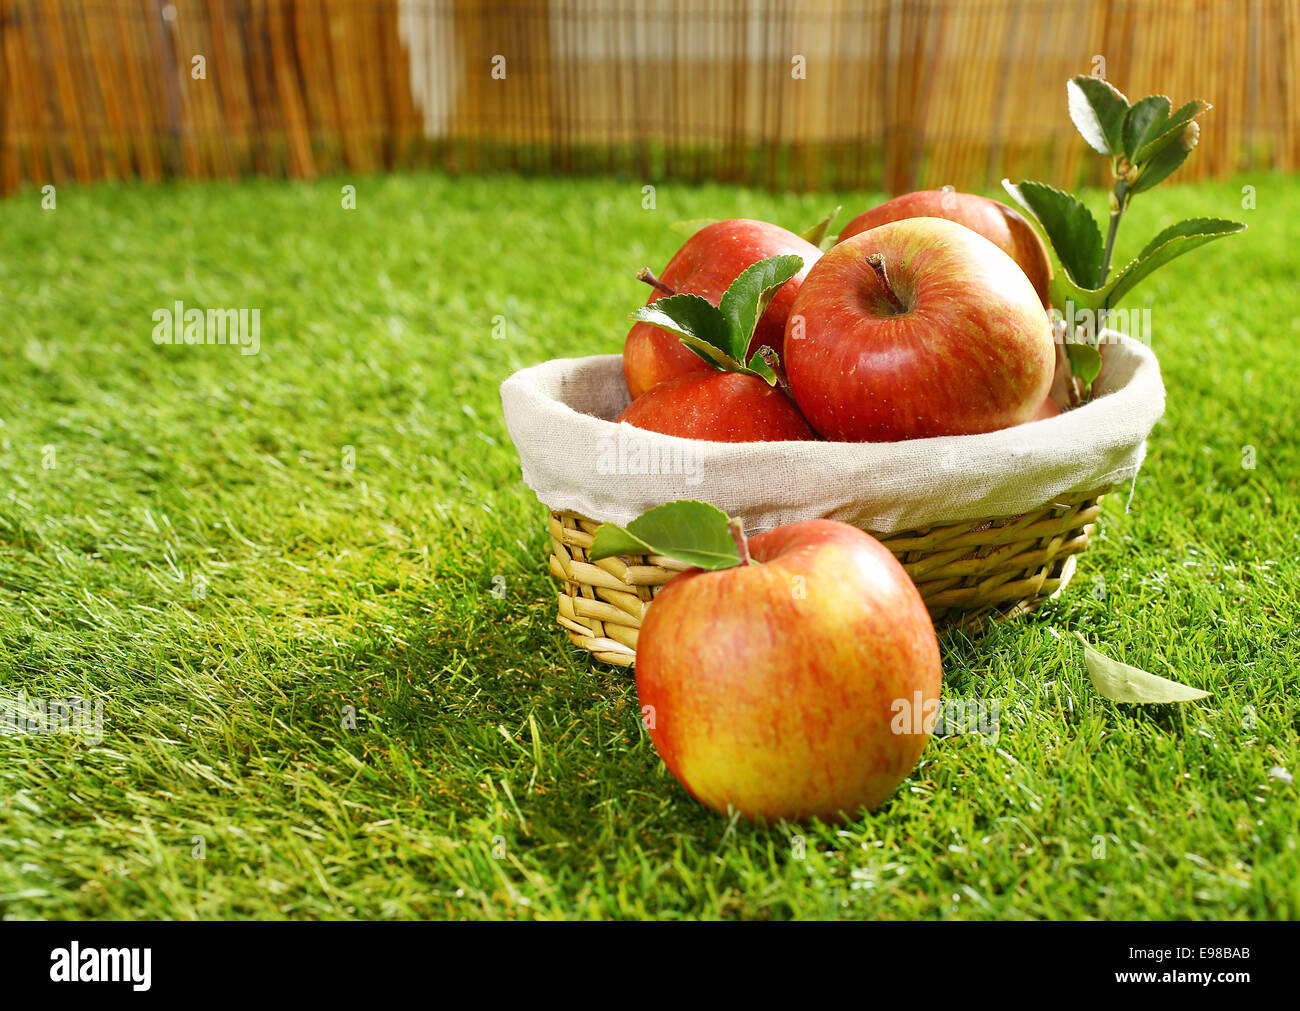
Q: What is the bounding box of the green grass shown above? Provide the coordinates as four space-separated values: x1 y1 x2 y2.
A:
1 169 1296 920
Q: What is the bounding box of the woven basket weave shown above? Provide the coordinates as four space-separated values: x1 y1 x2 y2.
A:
548 485 1108 666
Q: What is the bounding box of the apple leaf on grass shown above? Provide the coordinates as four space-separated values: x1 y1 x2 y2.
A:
589 501 741 571
1075 632 1210 704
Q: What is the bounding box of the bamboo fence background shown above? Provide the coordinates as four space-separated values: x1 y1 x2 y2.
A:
2 0 1297 198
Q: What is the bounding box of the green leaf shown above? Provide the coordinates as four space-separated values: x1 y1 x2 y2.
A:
627 266 799 384
630 293 732 361
1047 270 1102 316
1122 94 1171 161
1105 217 1246 306
1075 633 1210 703
799 206 840 247
668 218 719 237
1134 100 1210 164
1066 342 1102 388
1045 274 1105 386
1002 179 1104 289
589 501 742 571
717 254 805 360
1135 216 1244 261
1130 131 1196 193
1066 76 1130 156
1047 217 1245 317
675 333 744 372
745 350 779 385
588 523 656 560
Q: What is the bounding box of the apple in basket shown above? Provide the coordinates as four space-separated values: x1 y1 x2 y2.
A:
618 372 814 441
591 502 942 823
838 190 1053 308
623 219 822 399
616 254 817 442
785 217 1056 443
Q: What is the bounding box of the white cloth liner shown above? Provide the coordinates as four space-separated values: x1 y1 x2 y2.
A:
499 332 1164 535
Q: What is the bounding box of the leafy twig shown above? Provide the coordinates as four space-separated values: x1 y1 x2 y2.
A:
1003 76 1245 399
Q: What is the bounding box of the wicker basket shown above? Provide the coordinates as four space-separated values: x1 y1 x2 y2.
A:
506 337 1161 668
548 486 1108 666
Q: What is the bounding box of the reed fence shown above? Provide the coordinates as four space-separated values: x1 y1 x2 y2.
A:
2 0 1296 197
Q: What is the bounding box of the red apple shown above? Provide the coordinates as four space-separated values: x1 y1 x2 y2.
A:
1033 395 1062 421
839 191 1052 307
636 519 941 822
623 220 821 399
786 217 1055 442
617 371 815 442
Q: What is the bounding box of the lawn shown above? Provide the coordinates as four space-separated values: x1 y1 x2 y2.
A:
1 169 1296 920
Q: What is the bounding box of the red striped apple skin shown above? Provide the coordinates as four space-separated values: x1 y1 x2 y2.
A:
617 372 816 442
786 218 1055 443
623 220 821 399
838 190 1053 308
636 520 941 822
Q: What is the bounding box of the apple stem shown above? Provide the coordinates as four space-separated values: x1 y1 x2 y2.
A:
728 517 751 566
636 267 677 298
866 253 906 315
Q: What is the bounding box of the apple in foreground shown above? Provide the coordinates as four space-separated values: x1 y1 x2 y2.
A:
623 220 821 399
838 190 1053 307
636 519 941 822
786 217 1055 442
617 371 815 442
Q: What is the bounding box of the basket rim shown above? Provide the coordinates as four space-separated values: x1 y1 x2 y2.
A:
502 333 1160 537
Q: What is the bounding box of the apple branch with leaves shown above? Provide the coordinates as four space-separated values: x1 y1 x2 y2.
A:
630 254 806 385
1003 75 1245 398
